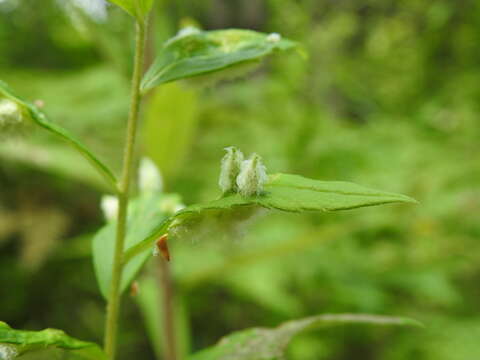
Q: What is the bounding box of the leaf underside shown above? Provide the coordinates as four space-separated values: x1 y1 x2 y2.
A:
141 29 297 91
188 313 423 360
124 173 416 262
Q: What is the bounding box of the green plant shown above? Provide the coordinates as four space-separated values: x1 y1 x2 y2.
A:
0 1 421 359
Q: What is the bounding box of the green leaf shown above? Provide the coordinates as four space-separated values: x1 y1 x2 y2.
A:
92 192 170 299
259 173 417 212
124 173 416 262
143 82 199 181
0 322 106 359
141 29 298 92
0 81 117 192
107 0 153 19
188 314 422 360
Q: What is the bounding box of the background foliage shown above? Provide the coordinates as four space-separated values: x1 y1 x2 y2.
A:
1 0 479 359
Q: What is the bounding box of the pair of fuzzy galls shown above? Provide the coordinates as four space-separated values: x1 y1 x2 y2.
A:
218 147 268 197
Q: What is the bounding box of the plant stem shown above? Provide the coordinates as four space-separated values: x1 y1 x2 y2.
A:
157 257 177 360
104 20 147 360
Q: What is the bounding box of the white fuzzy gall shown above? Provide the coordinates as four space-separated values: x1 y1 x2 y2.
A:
219 146 244 194
236 153 268 197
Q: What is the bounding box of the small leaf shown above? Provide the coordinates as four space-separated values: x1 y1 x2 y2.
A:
107 0 153 19
0 81 117 192
0 322 106 359
141 29 298 92
124 173 416 262
188 314 422 360
92 192 169 299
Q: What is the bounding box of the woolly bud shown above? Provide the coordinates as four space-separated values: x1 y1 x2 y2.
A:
219 146 244 194
236 153 268 197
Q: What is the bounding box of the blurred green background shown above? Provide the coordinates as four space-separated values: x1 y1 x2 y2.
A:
1 0 480 359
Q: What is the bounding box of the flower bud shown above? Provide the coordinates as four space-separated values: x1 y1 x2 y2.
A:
219 146 244 194
236 153 268 197
100 195 118 221
139 157 163 193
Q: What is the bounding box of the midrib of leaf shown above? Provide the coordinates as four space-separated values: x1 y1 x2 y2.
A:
268 183 401 198
267 174 416 200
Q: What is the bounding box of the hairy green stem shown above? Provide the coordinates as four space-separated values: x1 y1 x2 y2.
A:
104 20 147 360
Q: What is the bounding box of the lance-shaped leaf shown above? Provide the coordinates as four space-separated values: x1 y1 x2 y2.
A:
0 321 106 360
0 81 117 192
92 192 171 299
124 173 416 262
141 29 298 92
107 0 153 19
188 313 423 360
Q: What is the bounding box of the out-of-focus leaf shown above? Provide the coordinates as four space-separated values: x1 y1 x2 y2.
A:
0 322 106 360
0 81 117 192
188 314 422 360
141 29 298 91
143 83 198 181
135 275 191 359
107 0 153 19
92 192 169 299
0 141 109 190
124 173 416 261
